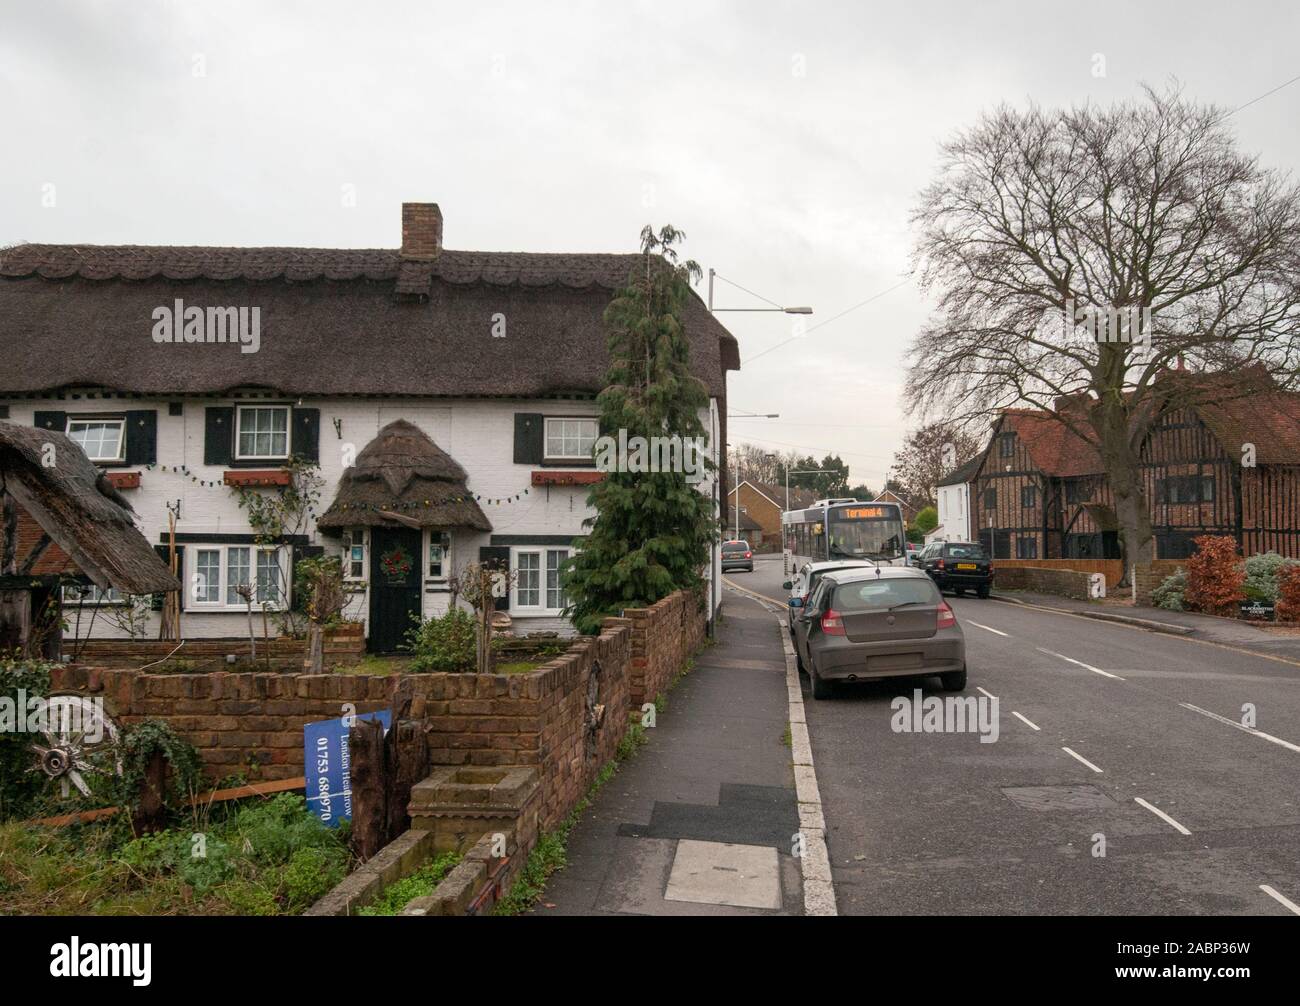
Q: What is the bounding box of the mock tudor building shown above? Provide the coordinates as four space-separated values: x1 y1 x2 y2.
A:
969 370 1300 561
0 203 740 648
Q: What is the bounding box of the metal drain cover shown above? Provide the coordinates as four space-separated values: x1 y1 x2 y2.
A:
1001 785 1117 811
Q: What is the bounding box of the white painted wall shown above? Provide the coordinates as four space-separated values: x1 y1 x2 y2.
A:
5 392 720 642
934 481 971 543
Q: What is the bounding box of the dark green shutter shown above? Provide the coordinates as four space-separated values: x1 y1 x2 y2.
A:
151 544 185 610
479 545 511 610
291 407 320 464
513 413 543 464
33 410 67 434
204 407 234 466
124 410 157 465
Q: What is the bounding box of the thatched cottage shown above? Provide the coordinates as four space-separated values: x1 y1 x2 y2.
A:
0 204 739 650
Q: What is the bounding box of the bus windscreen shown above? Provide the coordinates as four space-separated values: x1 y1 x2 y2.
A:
826 510 904 561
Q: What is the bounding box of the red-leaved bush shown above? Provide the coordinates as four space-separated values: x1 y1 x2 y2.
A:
1278 564 1300 623
1182 535 1245 616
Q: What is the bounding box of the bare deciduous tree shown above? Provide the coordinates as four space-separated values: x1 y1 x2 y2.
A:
888 423 984 508
906 84 1300 569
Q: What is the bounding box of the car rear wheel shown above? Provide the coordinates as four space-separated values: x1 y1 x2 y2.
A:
977 584 991 599
940 666 968 691
954 587 965 596
810 663 833 699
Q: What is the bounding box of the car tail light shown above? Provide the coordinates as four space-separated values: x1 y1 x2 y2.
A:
820 609 846 635
745 551 752 559
936 601 956 630
937 558 946 570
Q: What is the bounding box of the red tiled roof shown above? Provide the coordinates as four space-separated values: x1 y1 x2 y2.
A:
998 409 1104 477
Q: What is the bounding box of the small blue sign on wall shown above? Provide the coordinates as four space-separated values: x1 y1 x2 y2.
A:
303 710 391 827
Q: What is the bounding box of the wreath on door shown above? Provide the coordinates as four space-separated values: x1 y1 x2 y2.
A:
380 545 413 580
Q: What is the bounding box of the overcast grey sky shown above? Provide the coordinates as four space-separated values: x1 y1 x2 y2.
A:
3 0 1298 486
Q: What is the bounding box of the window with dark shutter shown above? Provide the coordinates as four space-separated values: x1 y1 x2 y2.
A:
124 410 157 465
479 545 511 610
291 407 321 463
513 414 544 465
204 407 234 466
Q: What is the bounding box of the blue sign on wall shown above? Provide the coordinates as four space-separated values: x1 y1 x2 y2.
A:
303 710 391 827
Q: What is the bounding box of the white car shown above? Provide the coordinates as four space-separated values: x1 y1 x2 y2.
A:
782 559 877 634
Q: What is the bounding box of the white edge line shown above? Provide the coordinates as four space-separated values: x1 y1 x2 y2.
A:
966 619 1009 637
976 686 997 700
1037 647 1126 680
1011 710 1041 731
1134 796 1192 835
1180 702 1300 755
725 578 838 916
1259 884 1300 915
1061 746 1103 774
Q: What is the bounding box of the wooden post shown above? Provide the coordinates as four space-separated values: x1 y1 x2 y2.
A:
0 485 31 654
348 716 387 860
132 749 168 835
383 681 428 840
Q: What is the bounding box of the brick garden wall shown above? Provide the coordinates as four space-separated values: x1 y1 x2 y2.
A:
622 589 707 709
992 564 1093 599
50 589 706 833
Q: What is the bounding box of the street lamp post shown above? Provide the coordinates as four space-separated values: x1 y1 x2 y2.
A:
708 269 813 315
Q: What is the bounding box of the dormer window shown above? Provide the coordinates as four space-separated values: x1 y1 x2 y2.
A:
66 417 126 463
236 405 290 461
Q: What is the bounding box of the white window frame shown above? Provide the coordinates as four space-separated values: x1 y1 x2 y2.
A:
187 543 288 611
234 405 291 462
65 416 126 463
426 531 450 582
543 417 599 462
510 546 571 614
61 583 124 605
342 529 367 581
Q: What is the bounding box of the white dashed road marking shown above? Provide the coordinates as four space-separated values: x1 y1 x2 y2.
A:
1011 711 1041 731
1061 746 1103 774
1036 647 1126 680
966 619 1009 636
1259 884 1300 916
1179 702 1300 755
1134 797 1192 835
976 686 997 700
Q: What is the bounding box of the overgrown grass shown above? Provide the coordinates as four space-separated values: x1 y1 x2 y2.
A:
357 851 462 916
0 794 350 916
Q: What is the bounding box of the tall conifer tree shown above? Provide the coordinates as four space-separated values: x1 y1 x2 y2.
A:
563 225 718 633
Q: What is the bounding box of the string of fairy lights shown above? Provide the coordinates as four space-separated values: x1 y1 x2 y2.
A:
140 463 536 507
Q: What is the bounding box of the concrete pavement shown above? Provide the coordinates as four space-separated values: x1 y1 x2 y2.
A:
537 588 804 915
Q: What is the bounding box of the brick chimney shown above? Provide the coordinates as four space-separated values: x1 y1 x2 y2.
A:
401 202 443 261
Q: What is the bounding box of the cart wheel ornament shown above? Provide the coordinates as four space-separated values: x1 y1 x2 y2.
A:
29 695 122 799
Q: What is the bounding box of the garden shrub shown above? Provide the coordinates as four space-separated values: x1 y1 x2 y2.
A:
1182 535 1245 616
405 607 477 672
0 659 54 820
1278 564 1300 623
1151 570 1188 611
1243 552 1300 605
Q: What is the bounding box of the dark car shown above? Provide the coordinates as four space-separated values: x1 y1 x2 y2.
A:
919 541 993 597
792 567 967 698
721 539 753 572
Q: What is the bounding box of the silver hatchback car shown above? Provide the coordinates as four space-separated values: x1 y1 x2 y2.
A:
791 566 967 699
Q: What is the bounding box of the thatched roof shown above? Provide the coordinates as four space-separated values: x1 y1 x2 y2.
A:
0 246 740 399
0 421 180 594
316 420 492 532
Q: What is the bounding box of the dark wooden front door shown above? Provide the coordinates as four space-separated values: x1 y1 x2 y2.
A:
369 526 422 653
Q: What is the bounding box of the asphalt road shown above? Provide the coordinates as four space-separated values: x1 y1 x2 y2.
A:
728 555 1300 916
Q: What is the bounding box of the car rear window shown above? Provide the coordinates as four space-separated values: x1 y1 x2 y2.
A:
723 543 749 553
833 578 939 611
945 544 987 560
